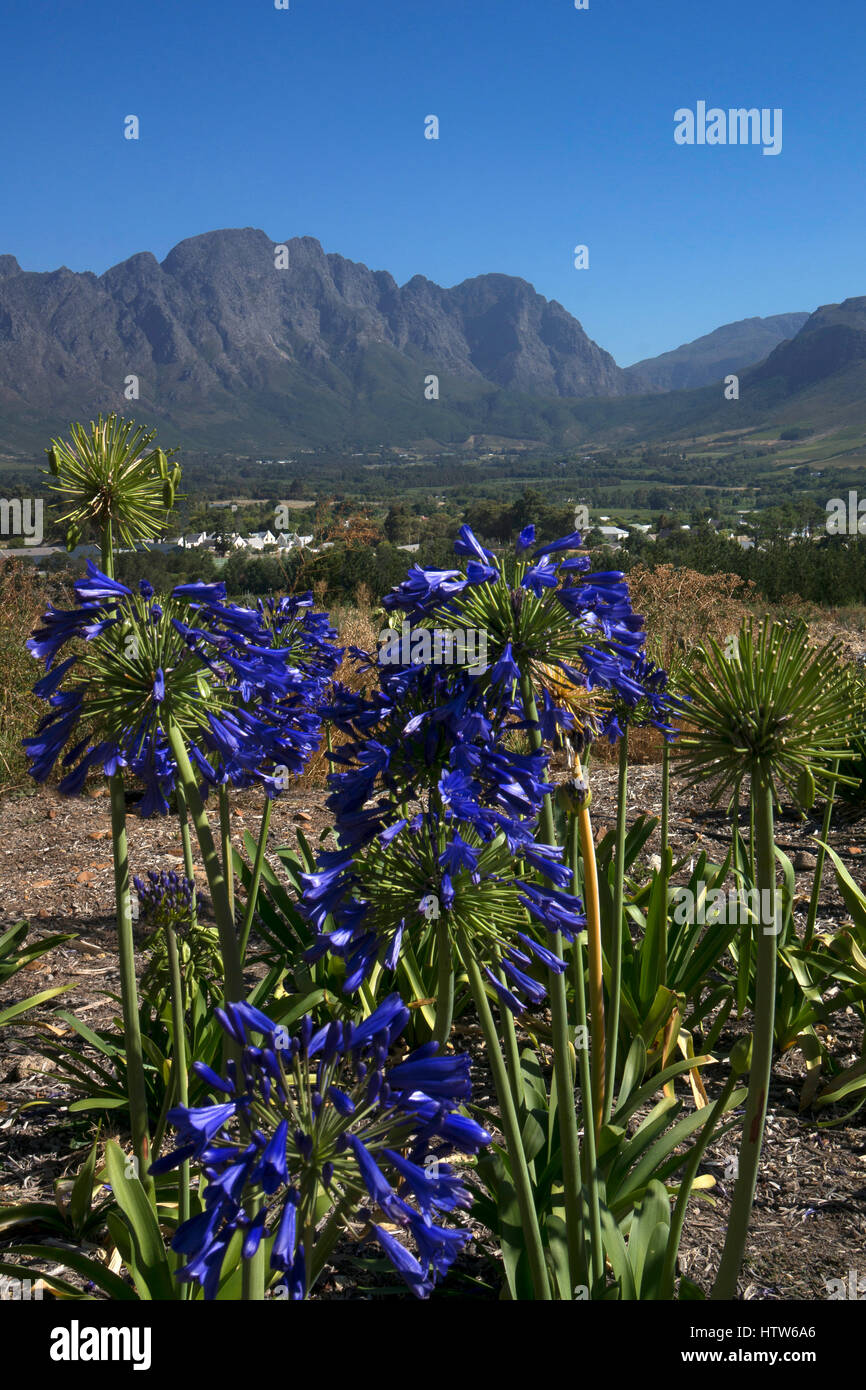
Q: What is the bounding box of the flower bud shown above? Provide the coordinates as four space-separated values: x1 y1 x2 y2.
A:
555 774 591 813
796 765 816 811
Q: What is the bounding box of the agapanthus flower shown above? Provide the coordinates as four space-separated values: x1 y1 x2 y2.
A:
302 814 583 1009
300 628 586 1001
133 867 206 928
322 660 552 853
23 564 334 811
151 995 490 1299
598 651 679 743
256 592 343 688
133 868 222 1007
379 522 659 754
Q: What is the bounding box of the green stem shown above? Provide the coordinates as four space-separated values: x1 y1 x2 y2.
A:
101 519 113 573
109 773 154 1201
167 731 263 1295
242 1196 266 1301
500 976 528 1115
577 797 606 1137
99 520 154 1200
459 932 551 1300
239 796 274 959
176 783 198 928
325 722 336 779
711 768 778 1299
307 1198 349 1295
518 674 584 1288
164 922 190 1236
166 723 244 1073
804 760 839 948
433 913 455 1048
661 1070 739 1299
569 814 603 1290
605 729 629 1120
219 784 235 923
149 1059 177 1164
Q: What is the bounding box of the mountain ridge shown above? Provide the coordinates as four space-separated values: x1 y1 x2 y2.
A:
626 312 810 391
0 229 862 453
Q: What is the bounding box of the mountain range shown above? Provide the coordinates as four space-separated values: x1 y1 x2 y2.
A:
0 228 862 453
624 313 809 392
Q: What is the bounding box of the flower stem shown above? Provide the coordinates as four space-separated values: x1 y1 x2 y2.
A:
239 795 274 960
176 783 198 928
164 921 190 1238
325 722 336 778
500 970 529 1116
219 784 235 923
569 813 603 1291
168 727 262 1296
108 773 154 1201
458 930 551 1300
575 780 606 1138
711 768 778 1299
518 675 584 1288
166 724 244 1017
242 1201 266 1301
433 912 454 1049
604 729 629 1120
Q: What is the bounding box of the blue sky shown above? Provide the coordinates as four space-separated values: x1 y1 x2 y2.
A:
1 0 861 365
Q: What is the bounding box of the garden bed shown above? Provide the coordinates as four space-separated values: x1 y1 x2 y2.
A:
2 768 864 1300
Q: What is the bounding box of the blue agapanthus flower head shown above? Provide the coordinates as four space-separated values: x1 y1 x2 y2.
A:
379 522 669 754
23 563 331 812
299 625 586 1002
256 592 343 688
301 817 583 1010
322 660 553 853
133 867 205 930
599 650 679 743
151 994 490 1299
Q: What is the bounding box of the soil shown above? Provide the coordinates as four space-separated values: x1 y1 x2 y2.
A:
1 767 865 1302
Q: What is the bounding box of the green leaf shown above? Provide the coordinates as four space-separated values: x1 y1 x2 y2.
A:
69 1139 100 1235
0 985 74 1026
1 1243 137 1300
103 1141 177 1301
0 1202 68 1236
816 842 866 934
616 1037 648 1108
627 1180 671 1297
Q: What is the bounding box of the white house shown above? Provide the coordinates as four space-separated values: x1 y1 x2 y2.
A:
178 532 214 549
595 525 629 543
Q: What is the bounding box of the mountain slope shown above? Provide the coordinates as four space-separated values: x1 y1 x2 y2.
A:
748 298 866 393
0 228 637 450
625 312 809 391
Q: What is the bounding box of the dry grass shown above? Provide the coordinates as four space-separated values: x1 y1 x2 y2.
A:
0 559 50 791
626 564 756 669
300 591 379 788
594 565 757 764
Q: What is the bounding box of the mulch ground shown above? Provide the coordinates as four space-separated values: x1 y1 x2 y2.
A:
1 765 864 1301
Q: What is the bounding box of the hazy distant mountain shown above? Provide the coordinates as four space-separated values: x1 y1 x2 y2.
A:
625 313 809 391
0 228 638 450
